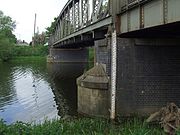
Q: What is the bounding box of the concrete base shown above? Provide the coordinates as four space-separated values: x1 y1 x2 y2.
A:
77 64 109 118
47 48 88 63
78 86 109 117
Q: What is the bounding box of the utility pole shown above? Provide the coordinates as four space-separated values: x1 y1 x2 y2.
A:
32 13 37 46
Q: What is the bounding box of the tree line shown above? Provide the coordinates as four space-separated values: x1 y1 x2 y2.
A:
0 10 57 61
0 10 17 61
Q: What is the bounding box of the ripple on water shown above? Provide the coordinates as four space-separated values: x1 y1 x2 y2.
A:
0 64 59 124
0 62 86 124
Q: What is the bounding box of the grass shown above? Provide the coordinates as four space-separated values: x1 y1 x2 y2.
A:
0 117 166 135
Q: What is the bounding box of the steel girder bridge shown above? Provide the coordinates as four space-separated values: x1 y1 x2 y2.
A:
48 0 180 119
49 0 180 48
49 0 111 48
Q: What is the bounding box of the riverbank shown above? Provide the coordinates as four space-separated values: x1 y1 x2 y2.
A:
13 45 48 57
0 56 46 64
0 117 165 135
0 46 94 62
0 45 48 61
9 56 46 62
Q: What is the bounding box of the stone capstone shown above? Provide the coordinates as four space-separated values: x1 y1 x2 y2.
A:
77 64 109 90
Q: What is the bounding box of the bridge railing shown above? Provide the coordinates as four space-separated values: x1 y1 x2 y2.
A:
50 0 110 46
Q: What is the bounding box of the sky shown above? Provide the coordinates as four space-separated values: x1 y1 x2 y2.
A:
0 0 67 43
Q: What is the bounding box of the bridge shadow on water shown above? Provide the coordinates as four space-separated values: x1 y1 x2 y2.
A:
47 62 90 118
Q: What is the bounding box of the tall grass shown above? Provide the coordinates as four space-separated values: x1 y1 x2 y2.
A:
0 38 14 61
0 118 165 135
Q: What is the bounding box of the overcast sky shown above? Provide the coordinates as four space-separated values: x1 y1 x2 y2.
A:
0 0 67 43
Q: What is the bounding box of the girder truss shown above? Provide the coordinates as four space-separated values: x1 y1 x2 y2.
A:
50 0 109 44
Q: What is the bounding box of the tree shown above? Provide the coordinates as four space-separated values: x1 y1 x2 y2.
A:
0 28 17 43
0 37 13 61
0 11 17 43
45 17 57 38
0 11 16 31
0 10 17 61
32 32 46 45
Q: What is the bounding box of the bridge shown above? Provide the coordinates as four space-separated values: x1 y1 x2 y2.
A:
48 0 180 119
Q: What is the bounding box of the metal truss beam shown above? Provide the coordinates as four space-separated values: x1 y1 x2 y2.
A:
49 0 110 46
53 16 112 46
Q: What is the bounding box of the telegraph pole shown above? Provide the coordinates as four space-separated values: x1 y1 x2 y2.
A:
32 13 37 46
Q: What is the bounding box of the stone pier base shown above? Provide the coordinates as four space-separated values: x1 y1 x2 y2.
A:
77 64 109 118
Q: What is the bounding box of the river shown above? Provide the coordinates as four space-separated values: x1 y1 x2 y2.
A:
0 58 89 124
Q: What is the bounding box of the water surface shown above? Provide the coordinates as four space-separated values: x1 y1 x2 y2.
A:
0 59 88 124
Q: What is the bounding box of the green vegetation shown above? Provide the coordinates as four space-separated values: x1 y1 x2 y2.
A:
0 45 48 61
0 38 14 61
0 10 48 62
89 47 94 62
46 17 57 38
0 10 17 61
9 56 46 63
13 45 48 57
0 118 166 135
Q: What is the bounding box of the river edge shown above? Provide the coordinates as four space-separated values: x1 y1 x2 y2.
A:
0 56 46 63
10 56 47 62
0 56 165 134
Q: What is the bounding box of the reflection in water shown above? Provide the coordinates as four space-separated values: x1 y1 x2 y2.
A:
0 60 59 124
0 60 88 124
0 63 16 110
47 63 88 117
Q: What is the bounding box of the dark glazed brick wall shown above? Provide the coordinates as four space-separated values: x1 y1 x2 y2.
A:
116 38 180 115
116 38 135 115
134 46 180 108
95 38 111 75
50 48 88 62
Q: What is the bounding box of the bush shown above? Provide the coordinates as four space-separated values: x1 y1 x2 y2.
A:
13 45 48 57
89 47 94 62
0 42 48 61
0 38 13 61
